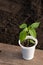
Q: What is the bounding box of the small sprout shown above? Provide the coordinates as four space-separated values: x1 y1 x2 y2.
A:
19 22 40 46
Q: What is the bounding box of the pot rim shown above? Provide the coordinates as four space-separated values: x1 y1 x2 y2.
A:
18 36 38 49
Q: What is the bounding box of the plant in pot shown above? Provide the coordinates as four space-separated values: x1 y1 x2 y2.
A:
18 22 40 60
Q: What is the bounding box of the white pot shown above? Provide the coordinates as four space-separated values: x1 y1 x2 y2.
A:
18 36 38 60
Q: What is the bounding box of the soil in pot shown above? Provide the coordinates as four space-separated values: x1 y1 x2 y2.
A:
21 39 35 47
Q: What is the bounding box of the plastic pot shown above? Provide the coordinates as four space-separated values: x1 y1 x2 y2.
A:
18 36 38 60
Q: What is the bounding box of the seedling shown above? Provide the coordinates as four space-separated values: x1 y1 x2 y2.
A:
19 22 40 47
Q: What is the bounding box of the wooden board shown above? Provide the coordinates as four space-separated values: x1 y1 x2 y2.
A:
0 43 43 65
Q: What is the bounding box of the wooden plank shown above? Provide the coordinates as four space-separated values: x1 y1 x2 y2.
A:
0 43 43 65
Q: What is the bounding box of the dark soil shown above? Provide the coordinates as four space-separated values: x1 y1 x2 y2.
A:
0 0 43 49
21 39 35 47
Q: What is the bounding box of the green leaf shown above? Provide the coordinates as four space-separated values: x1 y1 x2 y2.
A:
29 28 37 38
28 26 31 30
19 30 27 42
30 40 35 44
19 23 27 29
31 22 40 29
23 27 28 32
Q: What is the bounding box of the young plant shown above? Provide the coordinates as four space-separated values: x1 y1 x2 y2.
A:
19 22 40 46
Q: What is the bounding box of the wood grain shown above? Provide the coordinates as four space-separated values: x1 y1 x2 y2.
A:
0 43 43 65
